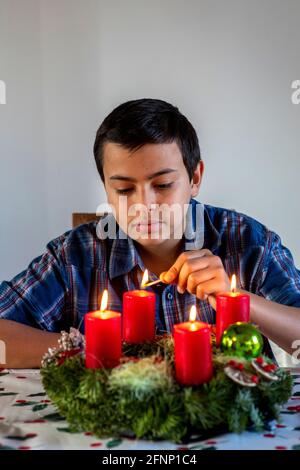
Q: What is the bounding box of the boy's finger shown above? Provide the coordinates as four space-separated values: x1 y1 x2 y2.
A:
162 251 201 282
160 271 177 285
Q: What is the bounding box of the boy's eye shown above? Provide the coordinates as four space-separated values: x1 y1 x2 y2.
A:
115 188 133 194
155 183 173 189
115 183 173 194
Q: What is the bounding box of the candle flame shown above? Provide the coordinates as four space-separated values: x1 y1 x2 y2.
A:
141 269 149 288
189 305 197 322
231 274 237 293
100 289 108 312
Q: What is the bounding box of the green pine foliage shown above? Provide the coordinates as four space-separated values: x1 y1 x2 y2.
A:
41 336 293 443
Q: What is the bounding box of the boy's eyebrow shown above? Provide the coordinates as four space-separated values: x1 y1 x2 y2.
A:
109 168 178 182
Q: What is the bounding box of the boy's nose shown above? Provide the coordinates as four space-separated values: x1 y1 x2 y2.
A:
138 188 158 208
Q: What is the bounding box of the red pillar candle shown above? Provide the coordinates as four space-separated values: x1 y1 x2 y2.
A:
122 270 156 343
216 275 250 345
174 306 213 386
85 289 122 369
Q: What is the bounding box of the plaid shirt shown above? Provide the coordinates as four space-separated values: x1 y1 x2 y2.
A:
1 198 300 335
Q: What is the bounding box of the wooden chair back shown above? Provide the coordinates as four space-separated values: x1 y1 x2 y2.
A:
72 213 103 228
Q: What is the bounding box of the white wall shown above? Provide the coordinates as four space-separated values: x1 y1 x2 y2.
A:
0 0 47 280
40 0 103 241
1 0 300 282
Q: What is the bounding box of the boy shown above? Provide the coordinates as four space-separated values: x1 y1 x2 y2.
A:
1 98 300 368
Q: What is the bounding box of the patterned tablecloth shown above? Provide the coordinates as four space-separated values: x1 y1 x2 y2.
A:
0 367 299 451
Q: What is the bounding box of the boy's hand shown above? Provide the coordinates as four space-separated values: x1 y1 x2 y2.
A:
159 249 230 309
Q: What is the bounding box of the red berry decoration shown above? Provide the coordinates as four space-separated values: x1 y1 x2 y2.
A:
57 348 81 366
251 357 279 382
251 375 260 384
228 360 238 367
224 360 258 387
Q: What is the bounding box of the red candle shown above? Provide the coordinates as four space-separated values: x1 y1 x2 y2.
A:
85 289 122 369
174 306 213 386
216 275 250 345
122 270 156 343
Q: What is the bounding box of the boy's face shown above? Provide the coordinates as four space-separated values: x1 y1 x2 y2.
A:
102 141 203 247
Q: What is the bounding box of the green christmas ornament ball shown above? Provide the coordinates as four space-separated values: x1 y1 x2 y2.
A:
220 322 264 359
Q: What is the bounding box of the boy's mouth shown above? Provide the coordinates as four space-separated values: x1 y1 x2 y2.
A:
134 221 162 232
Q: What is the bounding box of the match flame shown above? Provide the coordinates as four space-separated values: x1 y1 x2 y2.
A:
141 269 149 288
100 289 108 312
231 274 237 293
189 305 197 323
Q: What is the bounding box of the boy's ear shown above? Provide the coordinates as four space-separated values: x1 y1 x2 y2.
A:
191 161 204 197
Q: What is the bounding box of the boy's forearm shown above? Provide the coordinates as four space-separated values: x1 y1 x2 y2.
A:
0 319 60 368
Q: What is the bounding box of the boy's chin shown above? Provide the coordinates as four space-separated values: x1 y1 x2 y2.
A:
133 236 169 247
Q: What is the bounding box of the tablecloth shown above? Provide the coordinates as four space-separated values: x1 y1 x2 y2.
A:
0 367 299 450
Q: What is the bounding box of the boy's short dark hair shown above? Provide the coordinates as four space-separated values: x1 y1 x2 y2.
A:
93 98 201 182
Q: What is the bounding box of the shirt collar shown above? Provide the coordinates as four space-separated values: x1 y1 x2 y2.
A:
98 217 145 280
202 204 222 254
182 198 222 254
103 198 222 280
109 232 146 280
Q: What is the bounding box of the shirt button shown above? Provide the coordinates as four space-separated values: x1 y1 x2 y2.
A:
167 292 173 300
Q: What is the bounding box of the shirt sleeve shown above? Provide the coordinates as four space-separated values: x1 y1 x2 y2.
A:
257 230 300 307
0 233 71 331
